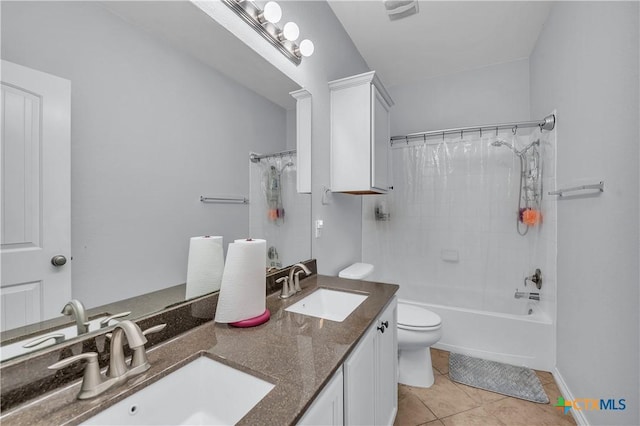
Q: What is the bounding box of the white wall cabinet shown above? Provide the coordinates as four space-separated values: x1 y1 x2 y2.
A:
298 368 344 426
290 89 312 194
344 296 398 425
329 71 394 194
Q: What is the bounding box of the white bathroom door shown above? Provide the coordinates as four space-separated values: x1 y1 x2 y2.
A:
1 60 72 331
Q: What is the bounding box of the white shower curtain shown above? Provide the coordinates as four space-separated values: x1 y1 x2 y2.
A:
249 155 311 268
362 129 554 315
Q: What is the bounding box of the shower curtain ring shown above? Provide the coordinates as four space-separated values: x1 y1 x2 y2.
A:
480 128 482 137
405 136 409 145
460 130 463 139
512 125 518 135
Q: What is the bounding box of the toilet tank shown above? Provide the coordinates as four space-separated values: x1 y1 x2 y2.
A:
338 263 374 280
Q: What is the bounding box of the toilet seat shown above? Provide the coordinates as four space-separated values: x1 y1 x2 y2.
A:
398 303 442 330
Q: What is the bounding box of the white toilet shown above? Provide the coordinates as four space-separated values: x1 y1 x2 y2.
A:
397 302 442 388
338 263 443 388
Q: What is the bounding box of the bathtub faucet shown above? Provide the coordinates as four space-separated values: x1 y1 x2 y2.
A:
514 290 540 301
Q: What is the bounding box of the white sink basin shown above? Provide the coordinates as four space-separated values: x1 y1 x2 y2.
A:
285 288 368 322
83 356 274 425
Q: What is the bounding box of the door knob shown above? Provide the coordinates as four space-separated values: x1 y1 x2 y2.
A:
51 255 67 266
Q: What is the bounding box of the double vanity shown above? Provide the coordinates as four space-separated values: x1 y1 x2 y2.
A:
1 270 398 425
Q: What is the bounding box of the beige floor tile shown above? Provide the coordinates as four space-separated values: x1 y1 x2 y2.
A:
394 388 438 426
408 374 479 418
431 348 450 374
441 406 507 426
538 382 577 425
422 420 445 426
535 370 555 385
541 381 562 403
484 396 575 426
450 380 508 404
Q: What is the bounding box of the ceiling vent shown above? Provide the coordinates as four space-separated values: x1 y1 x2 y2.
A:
383 0 419 21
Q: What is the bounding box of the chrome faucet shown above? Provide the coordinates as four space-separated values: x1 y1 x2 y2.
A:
514 290 540 301
289 263 311 294
48 320 166 400
107 321 149 378
61 299 90 335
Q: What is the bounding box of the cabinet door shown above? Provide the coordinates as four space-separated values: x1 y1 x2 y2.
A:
290 89 312 194
375 297 398 426
371 85 391 192
330 82 372 192
344 326 376 425
299 368 344 426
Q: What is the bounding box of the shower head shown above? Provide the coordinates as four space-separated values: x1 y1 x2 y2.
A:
491 140 514 150
280 161 294 173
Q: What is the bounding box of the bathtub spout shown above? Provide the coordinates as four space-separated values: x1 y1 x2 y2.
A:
514 290 540 301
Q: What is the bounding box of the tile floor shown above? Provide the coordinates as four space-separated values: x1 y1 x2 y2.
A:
394 349 577 426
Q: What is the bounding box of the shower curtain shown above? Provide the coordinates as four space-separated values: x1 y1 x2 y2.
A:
249 154 311 268
362 129 556 315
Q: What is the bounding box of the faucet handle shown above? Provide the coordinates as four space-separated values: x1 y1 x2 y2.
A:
22 333 66 348
100 311 132 328
277 277 291 299
48 352 104 400
142 323 166 336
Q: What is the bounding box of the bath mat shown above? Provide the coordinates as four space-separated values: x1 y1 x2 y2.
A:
449 353 549 404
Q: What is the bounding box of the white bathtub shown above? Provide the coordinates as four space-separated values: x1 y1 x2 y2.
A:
400 298 555 371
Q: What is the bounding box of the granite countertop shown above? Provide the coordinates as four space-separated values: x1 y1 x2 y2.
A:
1 275 398 426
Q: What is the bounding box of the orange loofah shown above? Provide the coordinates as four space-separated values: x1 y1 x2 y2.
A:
522 209 541 226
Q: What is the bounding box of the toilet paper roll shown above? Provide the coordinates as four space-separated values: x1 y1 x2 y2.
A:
185 236 224 300
214 239 266 323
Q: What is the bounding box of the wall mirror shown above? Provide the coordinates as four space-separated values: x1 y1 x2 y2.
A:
0 0 311 362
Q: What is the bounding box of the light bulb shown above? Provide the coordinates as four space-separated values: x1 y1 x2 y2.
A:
298 39 314 57
262 1 281 24
282 22 299 41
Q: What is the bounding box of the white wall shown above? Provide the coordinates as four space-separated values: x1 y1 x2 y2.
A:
389 58 531 136
530 2 639 425
197 1 371 275
2 2 287 307
281 1 371 275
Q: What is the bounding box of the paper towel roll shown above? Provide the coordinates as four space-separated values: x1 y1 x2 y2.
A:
185 236 224 300
214 238 266 323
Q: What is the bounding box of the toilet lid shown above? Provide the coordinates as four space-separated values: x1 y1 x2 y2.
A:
398 304 441 328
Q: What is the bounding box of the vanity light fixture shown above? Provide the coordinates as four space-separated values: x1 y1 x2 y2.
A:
222 0 314 65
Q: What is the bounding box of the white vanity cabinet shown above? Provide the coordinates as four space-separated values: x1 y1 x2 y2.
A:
290 89 312 194
329 71 394 194
344 296 398 425
298 368 344 426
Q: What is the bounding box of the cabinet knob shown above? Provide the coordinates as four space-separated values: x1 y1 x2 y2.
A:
377 325 385 333
381 321 389 329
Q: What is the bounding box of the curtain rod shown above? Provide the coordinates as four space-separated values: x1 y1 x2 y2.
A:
249 149 296 163
390 114 555 145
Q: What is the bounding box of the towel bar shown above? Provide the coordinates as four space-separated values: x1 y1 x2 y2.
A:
548 181 604 197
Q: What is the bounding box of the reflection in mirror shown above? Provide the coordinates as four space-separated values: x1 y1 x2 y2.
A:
0 1 311 362
249 151 312 269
